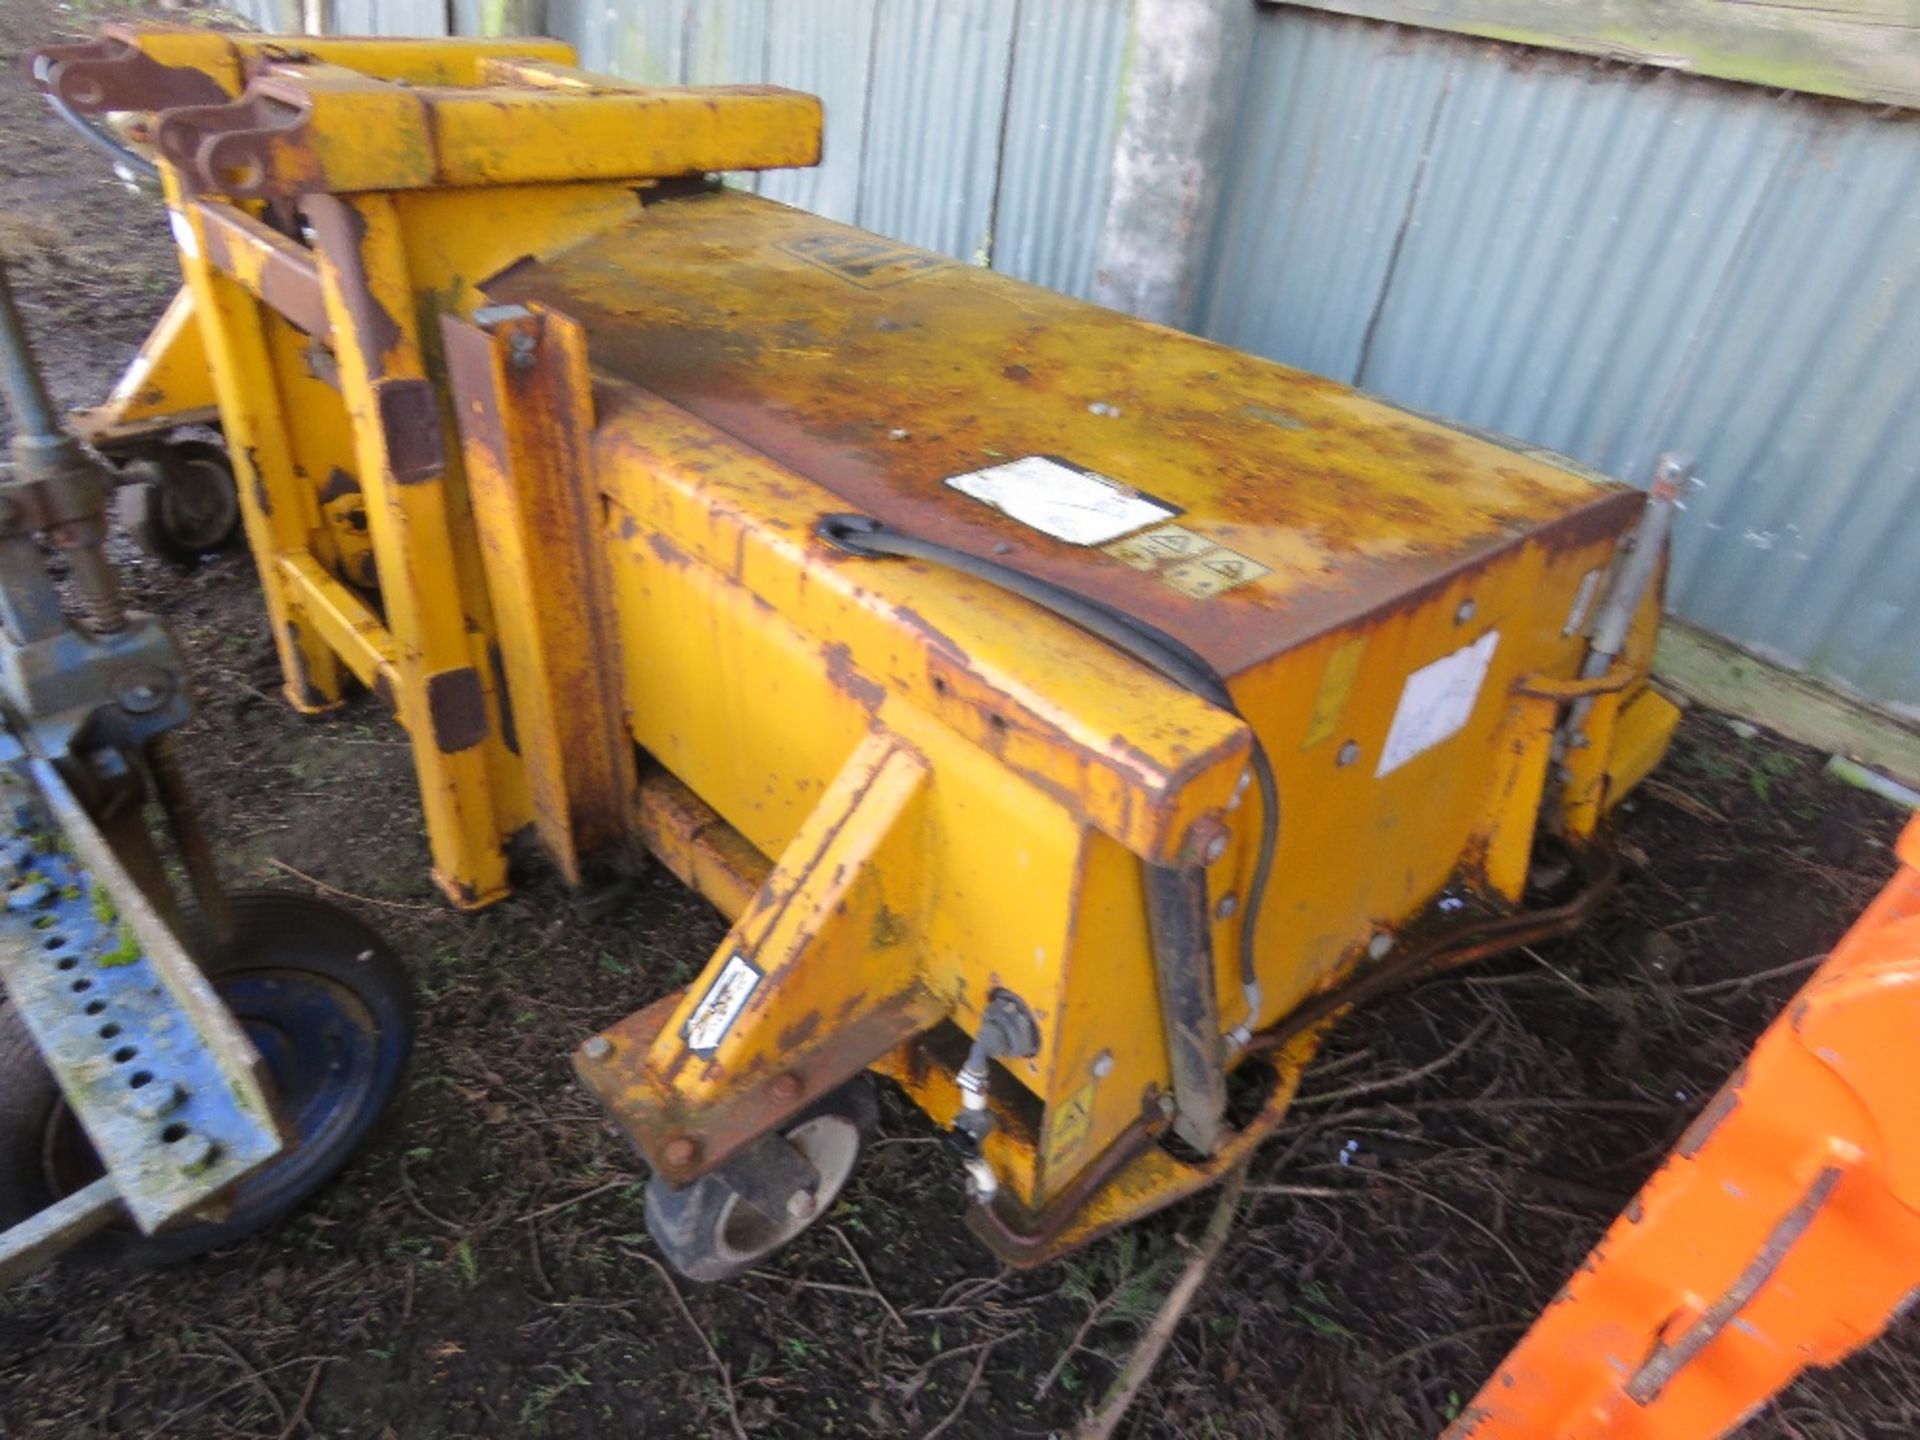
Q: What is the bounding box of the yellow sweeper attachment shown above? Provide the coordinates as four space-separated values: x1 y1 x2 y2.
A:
36 25 1680 1276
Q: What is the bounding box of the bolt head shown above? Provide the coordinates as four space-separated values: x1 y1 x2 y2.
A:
1336 740 1360 768
1090 1049 1114 1079
663 1135 699 1167
1455 598 1477 624
1187 817 1231 866
771 1073 803 1102
1367 932 1394 960
580 1035 612 1061
128 1081 185 1120
1215 892 1239 921
171 1131 216 1174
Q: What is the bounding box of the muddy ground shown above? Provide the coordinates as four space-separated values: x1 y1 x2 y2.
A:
2 4 1918 1436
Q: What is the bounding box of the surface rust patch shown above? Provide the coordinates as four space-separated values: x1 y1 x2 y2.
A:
425 666 488 753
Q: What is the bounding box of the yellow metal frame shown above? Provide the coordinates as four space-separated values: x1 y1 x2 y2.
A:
53 26 820 905
47 25 1680 1258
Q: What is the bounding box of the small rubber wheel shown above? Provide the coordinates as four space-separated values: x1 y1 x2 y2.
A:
0 891 412 1267
644 1076 878 1283
117 439 241 564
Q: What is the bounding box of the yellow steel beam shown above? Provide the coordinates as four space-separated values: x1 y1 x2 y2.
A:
306 191 508 909
69 286 218 446
632 766 771 923
155 66 823 201
190 200 330 339
277 551 398 696
36 23 578 111
440 304 637 885
165 178 345 714
578 732 945 1186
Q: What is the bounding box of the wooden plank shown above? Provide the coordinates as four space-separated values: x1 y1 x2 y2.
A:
1655 622 1920 790
1270 1 1920 109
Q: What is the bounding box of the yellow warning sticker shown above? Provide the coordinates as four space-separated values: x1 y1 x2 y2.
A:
778 232 953 289
1303 635 1368 748
1102 525 1271 599
1043 1081 1098 1172
1163 550 1273 599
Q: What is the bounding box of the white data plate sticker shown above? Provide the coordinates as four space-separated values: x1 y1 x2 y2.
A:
1376 631 1501 778
945 456 1176 546
684 952 762 1054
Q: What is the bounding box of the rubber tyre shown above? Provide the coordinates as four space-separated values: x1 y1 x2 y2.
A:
117 440 241 565
644 1075 878 1283
0 891 412 1267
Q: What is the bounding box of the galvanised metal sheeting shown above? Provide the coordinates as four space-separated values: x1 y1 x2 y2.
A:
1202 9 1920 719
993 0 1133 296
536 0 1132 294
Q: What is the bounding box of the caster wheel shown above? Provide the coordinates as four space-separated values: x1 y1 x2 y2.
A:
644 1075 877 1282
117 439 241 565
0 892 413 1266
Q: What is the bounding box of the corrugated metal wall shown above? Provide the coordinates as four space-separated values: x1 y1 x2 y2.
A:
1200 10 1920 718
538 0 1134 293
245 0 1920 719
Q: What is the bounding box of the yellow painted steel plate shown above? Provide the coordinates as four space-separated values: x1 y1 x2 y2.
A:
488 190 1639 676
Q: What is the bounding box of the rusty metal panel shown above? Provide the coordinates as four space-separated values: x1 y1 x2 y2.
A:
1199 8 1920 719
991 0 1132 297
856 0 1017 260
486 189 1642 677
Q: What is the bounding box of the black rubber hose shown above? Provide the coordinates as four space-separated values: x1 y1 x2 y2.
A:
42 93 160 183
815 513 1278 1001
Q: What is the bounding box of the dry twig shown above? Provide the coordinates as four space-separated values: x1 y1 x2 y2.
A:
267 857 445 914
1294 1015 1495 1107
626 1248 749 1440
922 1335 1006 1440
1075 1162 1249 1439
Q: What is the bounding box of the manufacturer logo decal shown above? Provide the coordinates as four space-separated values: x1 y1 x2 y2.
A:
684 951 763 1055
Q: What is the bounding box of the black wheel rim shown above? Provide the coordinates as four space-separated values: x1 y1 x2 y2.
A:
44 967 389 1224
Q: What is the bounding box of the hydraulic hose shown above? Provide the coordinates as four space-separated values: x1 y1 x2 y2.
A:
815 513 1279 1025
38 84 160 184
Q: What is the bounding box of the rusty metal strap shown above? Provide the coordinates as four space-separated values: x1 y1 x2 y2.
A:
191 201 331 340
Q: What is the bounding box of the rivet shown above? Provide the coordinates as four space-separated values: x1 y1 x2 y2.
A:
580 1035 612 1061
772 1072 804 1102
1367 932 1394 960
1090 1050 1114 1079
1336 740 1360 768
663 1135 699 1167
1215 892 1239 920
1455 598 1477 624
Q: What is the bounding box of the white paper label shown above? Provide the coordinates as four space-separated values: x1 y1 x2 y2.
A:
168 209 199 262
945 456 1176 546
1376 631 1501 778
684 952 762 1054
